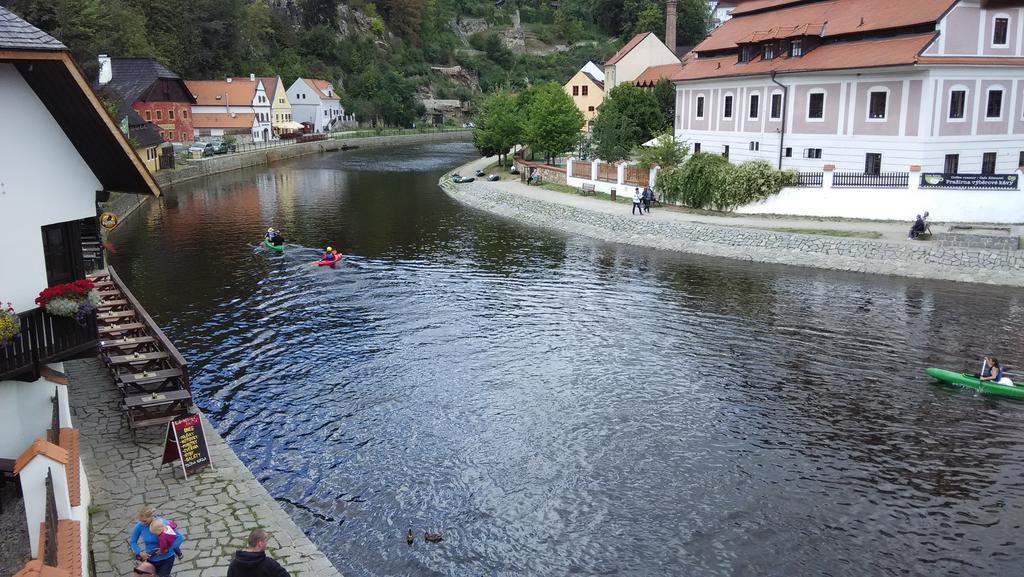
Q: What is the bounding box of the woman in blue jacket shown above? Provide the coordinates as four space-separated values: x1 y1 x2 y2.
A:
128 506 184 577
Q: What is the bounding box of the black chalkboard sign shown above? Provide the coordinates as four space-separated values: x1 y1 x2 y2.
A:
161 414 212 479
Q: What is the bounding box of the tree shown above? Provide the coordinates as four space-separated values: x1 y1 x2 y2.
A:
631 5 663 38
523 82 583 163
636 130 688 169
591 83 667 161
473 91 522 166
653 78 676 127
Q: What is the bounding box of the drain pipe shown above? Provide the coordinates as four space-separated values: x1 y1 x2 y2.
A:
771 71 787 170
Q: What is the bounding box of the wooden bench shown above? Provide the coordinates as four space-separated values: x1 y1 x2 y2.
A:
124 390 193 431
97 310 136 322
115 367 184 394
98 322 146 336
580 183 596 196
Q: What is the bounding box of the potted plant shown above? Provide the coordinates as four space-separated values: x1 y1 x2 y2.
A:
0 302 20 347
35 279 101 324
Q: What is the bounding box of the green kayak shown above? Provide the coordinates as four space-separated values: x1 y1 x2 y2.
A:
926 367 1024 399
264 238 284 251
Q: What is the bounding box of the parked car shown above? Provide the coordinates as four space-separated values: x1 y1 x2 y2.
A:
188 142 214 158
211 141 236 155
462 122 475 128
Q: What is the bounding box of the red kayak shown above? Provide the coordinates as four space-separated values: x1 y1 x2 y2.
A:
315 251 342 266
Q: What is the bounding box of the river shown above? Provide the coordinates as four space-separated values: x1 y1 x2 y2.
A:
109 142 1024 576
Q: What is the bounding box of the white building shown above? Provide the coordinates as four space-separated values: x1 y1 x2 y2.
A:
286 78 350 133
604 32 681 93
186 75 274 142
665 0 1024 221
0 6 160 575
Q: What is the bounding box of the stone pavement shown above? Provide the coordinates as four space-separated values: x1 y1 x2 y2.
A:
66 358 342 577
444 157 1024 287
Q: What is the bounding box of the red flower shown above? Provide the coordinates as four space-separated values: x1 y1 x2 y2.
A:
35 279 96 306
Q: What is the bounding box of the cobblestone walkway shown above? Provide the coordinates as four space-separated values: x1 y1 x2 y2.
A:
66 358 342 577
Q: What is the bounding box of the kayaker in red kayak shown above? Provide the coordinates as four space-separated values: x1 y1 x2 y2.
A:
321 246 339 263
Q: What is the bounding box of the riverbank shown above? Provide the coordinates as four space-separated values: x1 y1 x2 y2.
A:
441 157 1024 287
66 358 343 577
104 130 472 231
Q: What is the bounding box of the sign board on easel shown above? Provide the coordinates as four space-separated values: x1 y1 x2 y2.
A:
161 413 211 479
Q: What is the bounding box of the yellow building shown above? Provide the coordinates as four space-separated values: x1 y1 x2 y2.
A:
261 76 300 134
564 61 605 131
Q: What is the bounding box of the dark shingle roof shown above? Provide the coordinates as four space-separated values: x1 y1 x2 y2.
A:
0 6 66 51
102 58 183 106
125 108 164 149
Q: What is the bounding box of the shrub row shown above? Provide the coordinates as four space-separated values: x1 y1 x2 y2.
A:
658 154 798 211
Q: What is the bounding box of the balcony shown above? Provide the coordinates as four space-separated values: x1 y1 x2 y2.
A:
0 307 98 382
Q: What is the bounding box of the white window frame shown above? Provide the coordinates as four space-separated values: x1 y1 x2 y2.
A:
749 92 760 119
806 89 826 122
991 14 1011 48
769 91 783 120
790 39 803 57
865 87 890 122
723 92 735 120
947 85 968 123
985 85 1005 121
695 95 705 119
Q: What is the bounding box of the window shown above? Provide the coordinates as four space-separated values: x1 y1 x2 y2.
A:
169 109 175 120
764 44 775 60
693 142 701 153
182 110 188 120
864 153 881 176
944 154 959 174
993 16 1009 46
986 89 1003 119
770 93 782 119
723 145 730 159
784 147 792 157
723 94 733 119
696 95 705 119
280 98 284 103
181 132 187 141
982 152 997 174
949 89 966 119
145 110 152 121
749 94 759 119
582 85 589 96
803 148 822 159
749 141 759 151
324 110 328 117
156 110 162 120
41 221 84 286
740 45 753 63
1020 151 1024 168
868 90 887 119
790 39 803 57
572 86 579 96
588 106 595 111
807 92 824 120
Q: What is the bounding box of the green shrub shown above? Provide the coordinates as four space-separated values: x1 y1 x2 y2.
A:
718 160 785 210
780 169 799 186
674 153 733 209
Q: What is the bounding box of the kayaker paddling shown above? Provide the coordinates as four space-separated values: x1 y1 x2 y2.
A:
978 357 1013 386
265 227 284 248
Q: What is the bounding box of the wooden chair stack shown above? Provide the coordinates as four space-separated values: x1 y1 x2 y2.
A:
88 268 193 438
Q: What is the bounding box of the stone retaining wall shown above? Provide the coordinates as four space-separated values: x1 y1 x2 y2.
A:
440 174 1024 287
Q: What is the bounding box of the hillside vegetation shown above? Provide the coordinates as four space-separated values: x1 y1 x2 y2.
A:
6 0 708 127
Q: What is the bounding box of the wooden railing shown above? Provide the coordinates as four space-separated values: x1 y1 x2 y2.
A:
832 172 909 188
624 166 650 187
571 161 592 179
0 308 98 382
597 163 617 182
107 267 190 391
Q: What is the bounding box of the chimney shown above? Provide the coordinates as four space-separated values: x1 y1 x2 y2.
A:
250 73 256 82
226 77 233 83
98 54 112 85
665 0 677 56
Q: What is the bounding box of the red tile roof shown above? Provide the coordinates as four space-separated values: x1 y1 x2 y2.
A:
257 76 278 97
695 0 955 52
633 63 687 87
14 439 68 475
186 79 257 107
730 0 811 16
606 32 654 65
677 32 936 81
191 112 256 129
13 559 71 577
56 520 82 577
58 429 80 507
304 79 340 101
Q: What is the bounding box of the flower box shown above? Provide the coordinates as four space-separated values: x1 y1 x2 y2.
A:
35 279 101 323
0 302 19 347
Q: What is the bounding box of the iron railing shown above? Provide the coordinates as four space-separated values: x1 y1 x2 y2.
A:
795 172 823 187
832 172 909 188
0 308 98 381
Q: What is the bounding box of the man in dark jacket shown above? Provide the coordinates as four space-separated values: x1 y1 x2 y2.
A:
227 529 290 577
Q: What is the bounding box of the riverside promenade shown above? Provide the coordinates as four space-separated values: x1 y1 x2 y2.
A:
443 157 1024 287
66 358 342 577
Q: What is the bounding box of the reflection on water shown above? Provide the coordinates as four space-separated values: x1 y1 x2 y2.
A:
110 142 1024 576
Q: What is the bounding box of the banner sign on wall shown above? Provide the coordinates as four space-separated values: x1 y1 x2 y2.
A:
920 173 1018 189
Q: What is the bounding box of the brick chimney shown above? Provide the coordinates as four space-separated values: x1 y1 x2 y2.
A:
666 0 677 56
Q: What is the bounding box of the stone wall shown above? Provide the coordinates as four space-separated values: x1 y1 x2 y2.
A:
440 174 1024 287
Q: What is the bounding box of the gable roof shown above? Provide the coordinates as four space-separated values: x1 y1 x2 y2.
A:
582 71 605 89
633 62 687 87
0 6 65 50
677 32 935 81
14 438 68 474
695 0 955 52
125 109 164 148
581 61 605 82
0 8 160 195
101 58 193 106
186 79 258 106
305 78 340 100
606 32 654 66
258 76 278 98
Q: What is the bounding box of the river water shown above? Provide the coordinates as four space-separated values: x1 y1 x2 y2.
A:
110 142 1024 576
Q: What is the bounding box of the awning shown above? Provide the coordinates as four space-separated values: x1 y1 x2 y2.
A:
272 121 305 130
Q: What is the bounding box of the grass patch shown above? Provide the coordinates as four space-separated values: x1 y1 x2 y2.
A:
770 228 883 239
539 182 578 194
